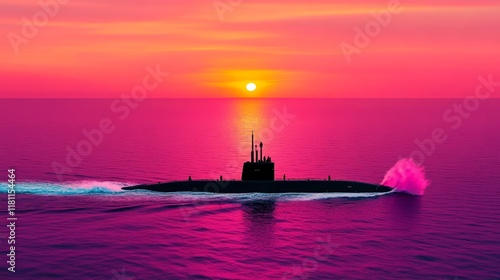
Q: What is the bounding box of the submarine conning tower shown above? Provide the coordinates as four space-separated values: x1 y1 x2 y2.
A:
242 131 275 181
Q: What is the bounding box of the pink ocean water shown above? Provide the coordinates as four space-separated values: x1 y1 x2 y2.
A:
0 98 499 279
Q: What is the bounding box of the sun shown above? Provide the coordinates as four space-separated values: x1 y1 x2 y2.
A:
246 83 257 92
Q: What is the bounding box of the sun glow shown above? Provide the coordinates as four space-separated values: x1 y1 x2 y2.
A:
246 83 257 92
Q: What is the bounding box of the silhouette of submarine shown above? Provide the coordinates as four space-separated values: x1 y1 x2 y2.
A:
122 132 393 193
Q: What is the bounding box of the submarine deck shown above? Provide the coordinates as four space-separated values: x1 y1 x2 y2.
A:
122 180 393 193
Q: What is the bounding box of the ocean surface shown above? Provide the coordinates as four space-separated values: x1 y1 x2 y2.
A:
0 98 499 279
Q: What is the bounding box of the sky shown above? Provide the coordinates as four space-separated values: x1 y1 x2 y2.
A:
1 0 499 98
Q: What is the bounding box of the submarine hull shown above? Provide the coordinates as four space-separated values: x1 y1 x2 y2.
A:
122 180 393 193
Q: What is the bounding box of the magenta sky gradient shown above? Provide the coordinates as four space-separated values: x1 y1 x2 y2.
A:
1 0 499 98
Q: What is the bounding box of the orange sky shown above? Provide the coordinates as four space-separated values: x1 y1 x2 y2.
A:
1 0 499 98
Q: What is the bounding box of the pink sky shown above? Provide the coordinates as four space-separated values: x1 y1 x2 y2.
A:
1 0 499 98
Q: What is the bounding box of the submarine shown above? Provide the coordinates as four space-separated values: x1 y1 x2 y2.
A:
122 132 393 194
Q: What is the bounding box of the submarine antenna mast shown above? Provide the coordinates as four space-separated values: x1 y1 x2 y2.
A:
260 142 263 162
255 145 258 162
251 131 254 163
